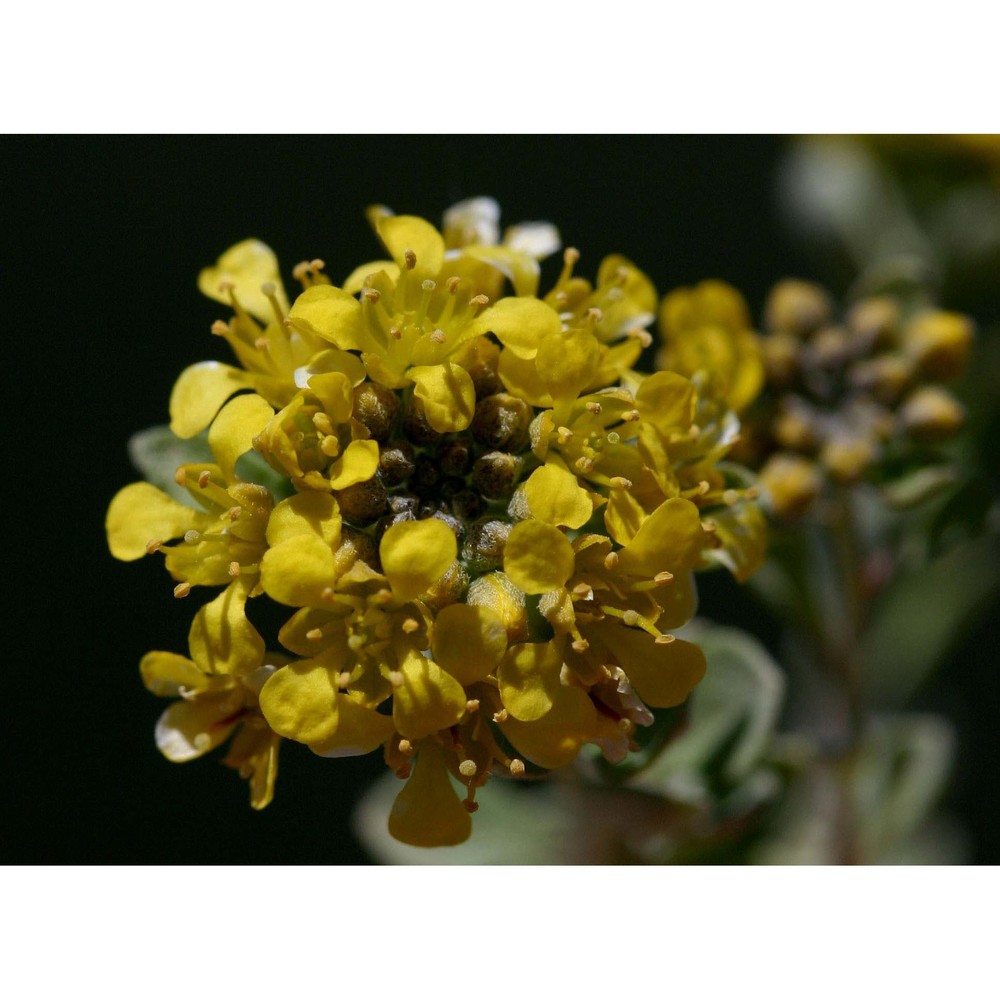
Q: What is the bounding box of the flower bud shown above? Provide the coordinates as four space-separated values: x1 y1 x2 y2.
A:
846 295 900 353
821 434 878 482
898 386 965 441
378 441 416 485
764 279 833 338
334 477 387 524
902 311 973 381
352 382 400 441
461 517 512 575
472 393 533 452
472 451 524 500
759 453 823 518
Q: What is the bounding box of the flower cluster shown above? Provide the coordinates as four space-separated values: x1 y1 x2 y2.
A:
107 199 765 846
658 278 973 518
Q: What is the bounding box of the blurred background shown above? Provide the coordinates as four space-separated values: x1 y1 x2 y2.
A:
7 135 997 863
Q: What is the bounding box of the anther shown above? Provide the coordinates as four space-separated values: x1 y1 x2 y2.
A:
466 699 480 713
198 471 211 488
459 759 478 778
493 709 509 724
622 409 641 422
173 582 192 599
723 489 740 506
362 288 380 303
509 758 526 777
401 617 420 634
337 672 353 688
309 259 325 272
654 571 674 584
398 739 414 756
321 587 336 602
446 276 461 294
312 412 334 436
571 638 590 654
587 307 603 324
430 329 446 344
470 294 490 308
389 671 405 689
563 247 580 267
586 401 603 414
557 426 574 444
627 328 653 348
145 539 163 555
210 320 229 336
389 326 402 340
622 609 640 627
174 467 187 486
654 633 676 644
403 248 417 270
609 476 632 490
421 279 436 292
575 456 595 473
603 551 619 571
305 628 324 641
217 280 235 293
572 582 592 597
227 507 241 522
228 561 241 577
260 281 276 297
702 519 718 533
254 336 269 351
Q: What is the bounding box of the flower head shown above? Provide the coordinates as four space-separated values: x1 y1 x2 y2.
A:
107 199 767 846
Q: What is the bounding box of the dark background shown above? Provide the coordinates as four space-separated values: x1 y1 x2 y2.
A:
5 136 996 863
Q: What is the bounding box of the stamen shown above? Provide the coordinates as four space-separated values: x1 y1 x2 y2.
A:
429 329 446 344
389 671 405 689
174 467 187 486
606 431 621 445
403 248 417 270
312 412 334 436
254 336 270 351
466 699 480 713
389 326 403 340
587 308 603 324
305 628 324 641
603 551 619 571
622 409 641 422
210 320 230 336
401 617 420 634
362 288 380 304
655 633 676 645
398 739 414 756
723 489 740 506
183 530 200 544
627 328 653 348
609 476 632 490
557 426 574 444
571 638 590 654
198 471 211 489
446 276 461 294
459 760 478 778
337 671 353 688
575 456 595 473
509 758 526 778
586 401 603 415
469 294 489 310
173 582 192 599
228 561 241 577
654 571 674 584
572 582 592 597
144 539 163 555
492 708 509 724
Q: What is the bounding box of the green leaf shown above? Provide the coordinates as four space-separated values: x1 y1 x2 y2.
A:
626 621 786 805
127 425 213 503
860 535 1000 704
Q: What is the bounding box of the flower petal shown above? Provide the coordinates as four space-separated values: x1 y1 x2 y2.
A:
393 648 467 741
407 363 476 433
328 439 380 490
265 491 342 548
388 739 471 847
155 696 240 762
376 214 445 279
431 604 508 686
197 239 287 323
634 371 696 436
503 520 574 595
208 392 274 482
259 659 340 745
617 497 705 577
188 578 264 678
524 464 593 529
310 698 396 757
169 362 255 439
497 641 563 721
469 297 562 360
288 285 370 352
260 534 339 607
106 482 198 561
499 683 597 769
380 519 457 603
140 651 206 698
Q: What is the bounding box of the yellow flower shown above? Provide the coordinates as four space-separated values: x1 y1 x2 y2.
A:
139 579 282 809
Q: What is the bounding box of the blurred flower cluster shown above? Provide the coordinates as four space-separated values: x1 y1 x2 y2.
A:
106 199 765 846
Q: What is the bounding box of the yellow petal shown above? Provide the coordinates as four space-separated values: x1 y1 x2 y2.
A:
393 648 467 740
307 371 354 424
328 439 380 490
497 641 563 721
260 534 339 607
140 651 206 698
259 659 340 745
380 519 457 603
587 621 706 708
310 698 396 757
169 362 255 439
388 739 471 847
603 484 648 546
407 363 476 433
469 297 562 360
288 285 369 352
455 244 541 297
503 520 574 595
188 578 264 678
524 464 593 529
497 349 554 408
635 371 696 435
342 259 399 296
197 239 287 323
106 482 198 561
208 392 274 482
431 604 508 686
155 696 240 762
376 215 445 279
499 683 597 769
265 491 342 548
536 329 601 402
617 498 704 577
